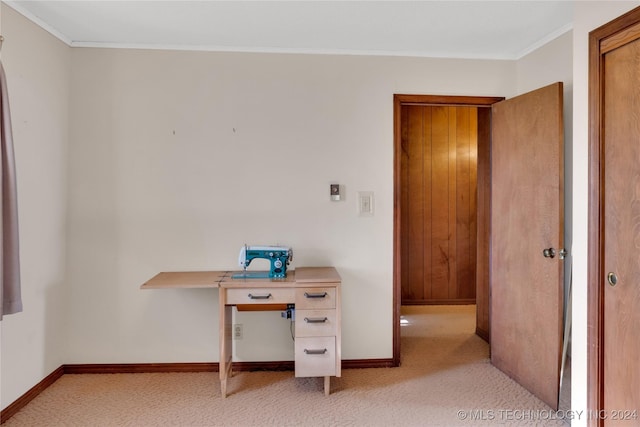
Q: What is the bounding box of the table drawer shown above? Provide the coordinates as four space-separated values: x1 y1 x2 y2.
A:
295 309 336 337
295 287 336 309
295 336 336 377
225 288 294 305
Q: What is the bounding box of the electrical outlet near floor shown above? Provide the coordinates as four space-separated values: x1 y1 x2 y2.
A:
233 324 243 340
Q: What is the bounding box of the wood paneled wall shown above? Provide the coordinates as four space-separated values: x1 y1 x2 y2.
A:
400 105 478 304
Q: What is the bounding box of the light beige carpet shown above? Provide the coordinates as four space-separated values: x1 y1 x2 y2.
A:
4 305 570 426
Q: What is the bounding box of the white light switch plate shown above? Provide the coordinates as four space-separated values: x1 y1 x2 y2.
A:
358 191 374 217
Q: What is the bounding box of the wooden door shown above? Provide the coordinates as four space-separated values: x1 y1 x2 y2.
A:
400 105 477 304
490 82 564 410
589 9 640 425
603 35 640 424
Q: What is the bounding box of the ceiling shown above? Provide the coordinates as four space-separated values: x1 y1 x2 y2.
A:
4 1 574 60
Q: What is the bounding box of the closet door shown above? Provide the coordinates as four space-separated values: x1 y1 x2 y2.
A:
592 14 640 424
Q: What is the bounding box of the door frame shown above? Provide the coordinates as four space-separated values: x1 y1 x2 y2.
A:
393 94 503 365
587 6 640 425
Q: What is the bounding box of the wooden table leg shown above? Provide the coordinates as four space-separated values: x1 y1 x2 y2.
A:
219 296 233 398
324 376 330 396
221 378 227 398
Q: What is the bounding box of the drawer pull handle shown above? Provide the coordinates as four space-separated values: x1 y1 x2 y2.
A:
248 293 272 300
304 317 328 323
304 348 328 355
304 292 328 299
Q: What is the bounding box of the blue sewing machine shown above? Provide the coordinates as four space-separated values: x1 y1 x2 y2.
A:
232 245 293 279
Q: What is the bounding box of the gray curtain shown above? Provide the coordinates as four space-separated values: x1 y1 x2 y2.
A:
1 60 22 320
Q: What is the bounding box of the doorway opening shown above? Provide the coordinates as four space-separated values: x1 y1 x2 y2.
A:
393 94 502 365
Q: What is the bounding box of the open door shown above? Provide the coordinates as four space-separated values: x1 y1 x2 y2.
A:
490 82 564 410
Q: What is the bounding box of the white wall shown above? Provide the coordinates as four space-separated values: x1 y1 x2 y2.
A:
65 48 515 363
8 1 637 418
572 2 639 425
516 31 573 95
0 5 70 410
